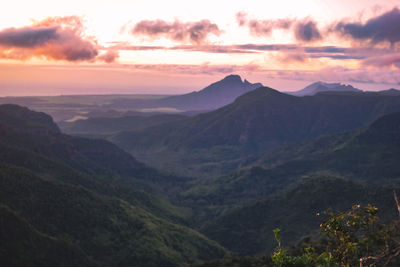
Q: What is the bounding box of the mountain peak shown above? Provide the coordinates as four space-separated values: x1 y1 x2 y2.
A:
157 74 264 110
234 86 290 104
221 74 243 83
290 81 361 96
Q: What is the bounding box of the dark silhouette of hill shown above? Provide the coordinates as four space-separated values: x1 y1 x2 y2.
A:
200 177 398 255
0 104 226 267
184 111 400 253
157 75 263 110
106 75 263 111
111 87 400 177
376 88 400 96
178 112 400 255
0 204 100 267
182 111 400 210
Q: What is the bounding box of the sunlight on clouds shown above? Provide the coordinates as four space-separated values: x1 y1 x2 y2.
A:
0 0 400 95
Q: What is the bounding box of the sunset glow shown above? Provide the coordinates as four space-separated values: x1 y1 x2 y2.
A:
1 0 400 95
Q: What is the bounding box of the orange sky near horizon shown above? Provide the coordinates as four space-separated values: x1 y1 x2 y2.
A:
0 0 400 96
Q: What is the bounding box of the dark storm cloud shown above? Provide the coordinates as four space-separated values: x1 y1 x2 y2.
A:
335 8 400 46
0 26 59 47
0 16 118 63
131 19 222 44
294 20 322 42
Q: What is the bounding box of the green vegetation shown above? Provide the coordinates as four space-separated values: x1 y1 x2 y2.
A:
198 177 398 255
271 229 336 267
59 114 186 138
111 88 400 177
0 94 170 122
0 204 99 267
197 202 400 267
3 87 400 267
271 203 400 266
178 111 400 235
0 104 226 267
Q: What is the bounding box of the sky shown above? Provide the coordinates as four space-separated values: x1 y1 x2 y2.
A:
0 0 400 96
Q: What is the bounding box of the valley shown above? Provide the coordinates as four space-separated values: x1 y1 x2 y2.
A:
2 75 400 266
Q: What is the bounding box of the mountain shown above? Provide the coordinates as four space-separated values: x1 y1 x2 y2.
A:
105 75 263 112
376 88 400 96
200 177 398 255
253 110 400 185
289 81 362 96
157 75 263 110
111 87 400 177
176 110 400 239
184 112 400 255
182 111 400 210
0 104 226 267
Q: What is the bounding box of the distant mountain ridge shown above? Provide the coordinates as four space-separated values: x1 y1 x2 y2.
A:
157 74 263 110
376 88 400 96
186 112 400 255
289 81 362 96
111 86 400 177
186 111 400 208
106 75 263 111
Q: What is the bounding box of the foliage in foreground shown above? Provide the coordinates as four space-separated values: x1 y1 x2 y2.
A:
272 200 400 267
197 199 400 267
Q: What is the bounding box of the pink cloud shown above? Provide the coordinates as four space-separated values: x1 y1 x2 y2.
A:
125 62 260 75
236 12 322 43
263 66 400 85
0 16 117 63
362 53 400 68
236 12 294 37
98 50 119 63
131 19 222 44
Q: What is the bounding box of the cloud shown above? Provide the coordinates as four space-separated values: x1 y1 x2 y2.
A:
236 12 294 37
97 50 119 63
122 62 260 75
235 12 248 26
131 19 222 44
272 52 308 63
172 45 257 54
334 8 400 46
0 26 59 47
236 13 321 43
111 42 373 61
262 66 400 85
118 63 400 85
112 43 263 54
362 53 400 68
0 16 102 62
294 19 322 42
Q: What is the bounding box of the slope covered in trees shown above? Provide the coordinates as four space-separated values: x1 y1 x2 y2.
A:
0 104 226 267
111 88 400 177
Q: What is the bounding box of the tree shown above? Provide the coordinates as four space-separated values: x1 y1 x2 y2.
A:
271 191 400 267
